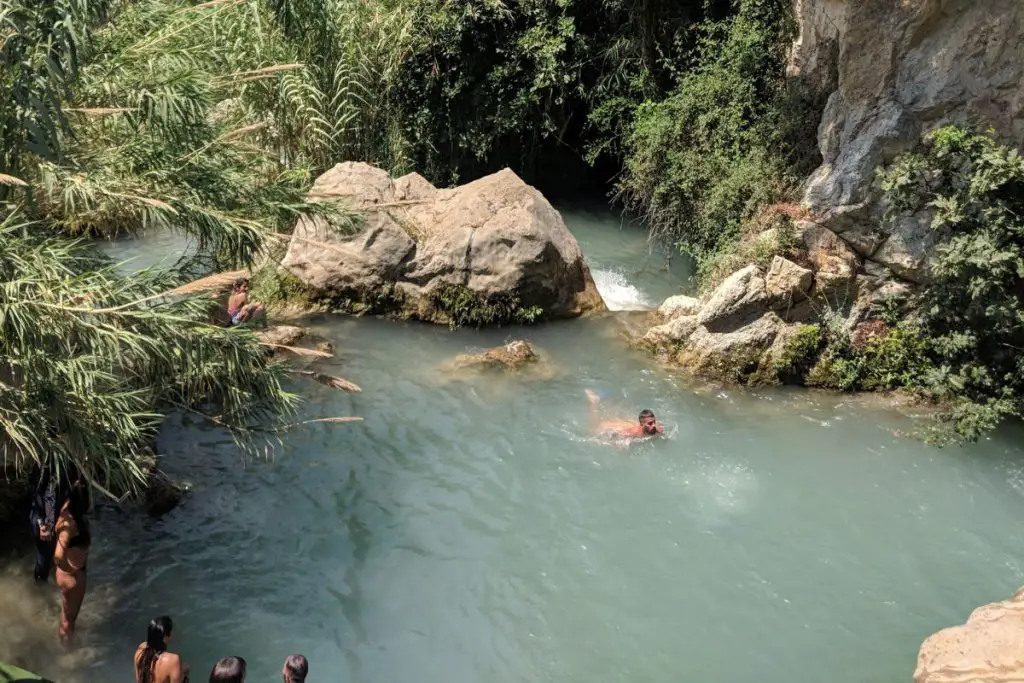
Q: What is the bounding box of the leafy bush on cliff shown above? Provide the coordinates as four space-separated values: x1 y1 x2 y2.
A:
616 0 808 259
805 126 1024 442
875 125 1024 440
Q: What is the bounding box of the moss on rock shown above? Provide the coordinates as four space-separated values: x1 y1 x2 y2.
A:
428 283 544 329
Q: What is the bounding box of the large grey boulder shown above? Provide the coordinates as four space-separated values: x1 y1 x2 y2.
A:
871 212 944 283
676 312 783 384
792 0 1024 283
697 265 769 331
281 163 605 324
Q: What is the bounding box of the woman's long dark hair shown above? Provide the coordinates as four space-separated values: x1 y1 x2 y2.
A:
65 480 91 546
209 656 246 683
136 616 173 683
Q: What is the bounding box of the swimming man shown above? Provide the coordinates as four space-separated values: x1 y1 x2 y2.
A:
585 389 663 439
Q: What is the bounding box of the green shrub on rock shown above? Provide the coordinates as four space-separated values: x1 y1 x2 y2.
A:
772 324 822 382
430 283 543 329
874 125 1024 441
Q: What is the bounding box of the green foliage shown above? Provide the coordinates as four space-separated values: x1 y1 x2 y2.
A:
0 212 298 496
430 283 543 329
807 320 931 392
0 0 113 178
773 324 822 381
0 0 348 497
617 0 803 259
697 209 799 290
264 0 417 173
874 125 1024 440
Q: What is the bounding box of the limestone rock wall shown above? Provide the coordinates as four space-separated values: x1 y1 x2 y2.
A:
792 0 1024 284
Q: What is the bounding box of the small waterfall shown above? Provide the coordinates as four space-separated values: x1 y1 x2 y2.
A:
591 268 653 311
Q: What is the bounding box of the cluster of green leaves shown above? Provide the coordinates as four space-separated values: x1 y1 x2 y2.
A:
263 0 417 173
0 212 299 496
806 315 931 394
386 0 733 187
0 0 351 496
616 0 816 260
875 126 1024 440
697 209 800 290
772 324 822 382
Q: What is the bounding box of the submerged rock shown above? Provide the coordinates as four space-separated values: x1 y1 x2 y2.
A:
914 586 1024 683
280 162 606 326
258 325 306 348
452 340 539 370
137 455 188 517
143 469 188 518
440 340 559 382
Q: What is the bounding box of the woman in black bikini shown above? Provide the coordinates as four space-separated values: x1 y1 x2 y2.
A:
54 480 90 642
135 616 190 683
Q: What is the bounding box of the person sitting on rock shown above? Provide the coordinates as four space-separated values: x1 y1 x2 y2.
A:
585 389 663 439
227 277 265 326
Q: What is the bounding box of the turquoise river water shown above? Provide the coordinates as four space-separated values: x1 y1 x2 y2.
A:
2 208 1023 683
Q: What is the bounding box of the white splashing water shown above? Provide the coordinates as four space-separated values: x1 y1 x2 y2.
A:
591 268 652 311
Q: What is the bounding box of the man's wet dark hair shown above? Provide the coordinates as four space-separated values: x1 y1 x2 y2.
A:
283 655 308 683
639 409 655 421
209 656 246 683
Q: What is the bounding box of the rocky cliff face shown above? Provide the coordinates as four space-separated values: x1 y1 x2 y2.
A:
635 0 1024 388
791 0 1024 283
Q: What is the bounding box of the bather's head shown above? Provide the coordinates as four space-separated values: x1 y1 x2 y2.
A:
210 656 246 683
638 409 661 435
282 655 308 683
232 277 250 293
147 615 173 648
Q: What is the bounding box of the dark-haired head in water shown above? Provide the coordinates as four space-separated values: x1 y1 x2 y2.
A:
282 655 308 683
209 657 246 683
638 409 661 435
135 616 189 683
585 390 664 439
